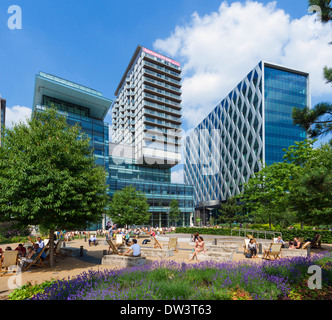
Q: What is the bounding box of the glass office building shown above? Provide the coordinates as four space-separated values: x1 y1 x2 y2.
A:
109 143 194 227
264 66 308 165
33 72 113 229
184 61 309 222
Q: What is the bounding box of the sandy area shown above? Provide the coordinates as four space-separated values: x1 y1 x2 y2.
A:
1 234 330 299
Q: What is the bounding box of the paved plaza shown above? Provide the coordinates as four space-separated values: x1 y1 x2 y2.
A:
1 234 331 299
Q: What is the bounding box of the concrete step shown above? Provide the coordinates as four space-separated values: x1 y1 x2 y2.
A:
208 245 238 253
188 251 233 262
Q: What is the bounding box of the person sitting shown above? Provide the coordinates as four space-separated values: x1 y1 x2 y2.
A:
289 237 301 249
124 232 131 245
247 238 258 258
33 243 46 260
274 236 286 248
36 237 45 249
192 232 199 243
120 239 141 257
89 234 97 246
189 236 205 261
19 246 37 269
15 244 27 257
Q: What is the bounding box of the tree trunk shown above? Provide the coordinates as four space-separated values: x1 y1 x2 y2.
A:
49 229 55 267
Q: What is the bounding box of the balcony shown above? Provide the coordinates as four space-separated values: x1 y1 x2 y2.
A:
143 84 182 103
143 76 182 94
143 108 181 124
143 100 182 115
142 68 181 87
143 93 181 109
142 61 181 81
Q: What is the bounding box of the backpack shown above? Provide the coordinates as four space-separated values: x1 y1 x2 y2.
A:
245 252 252 258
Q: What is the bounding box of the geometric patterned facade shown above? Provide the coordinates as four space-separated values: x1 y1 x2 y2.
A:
184 61 309 208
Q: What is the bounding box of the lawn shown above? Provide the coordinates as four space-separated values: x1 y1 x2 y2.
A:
9 252 332 300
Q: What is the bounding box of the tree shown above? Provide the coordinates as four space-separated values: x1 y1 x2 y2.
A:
292 1 332 143
240 139 332 229
108 185 150 227
240 161 294 228
0 107 109 267
168 199 181 227
284 141 332 226
292 103 332 141
217 197 242 228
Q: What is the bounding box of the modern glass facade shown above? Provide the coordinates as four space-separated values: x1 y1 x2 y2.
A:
109 143 194 227
264 66 308 165
184 61 309 214
33 72 113 230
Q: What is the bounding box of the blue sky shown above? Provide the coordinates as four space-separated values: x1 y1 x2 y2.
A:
0 0 331 181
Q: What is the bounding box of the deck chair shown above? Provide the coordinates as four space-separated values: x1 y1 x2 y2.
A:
243 239 250 255
28 236 35 244
0 251 19 277
54 240 65 259
116 234 124 247
301 241 311 250
311 234 322 249
263 243 282 260
22 246 47 271
43 239 50 247
168 238 178 253
152 236 163 249
107 239 119 255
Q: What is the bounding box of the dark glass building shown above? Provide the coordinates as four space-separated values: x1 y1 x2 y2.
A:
33 72 113 229
109 142 194 227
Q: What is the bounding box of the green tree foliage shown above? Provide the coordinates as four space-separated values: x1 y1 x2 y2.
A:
108 185 150 227
169 199 181 227
324 65 332 84
240 140 332 229
240 159 296 228
0 107 109 266
217 197 242 228
285 142 332 226
292 103 332 140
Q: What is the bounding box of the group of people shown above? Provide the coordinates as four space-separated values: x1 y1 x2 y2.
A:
0 237 46 269
245 234 322 259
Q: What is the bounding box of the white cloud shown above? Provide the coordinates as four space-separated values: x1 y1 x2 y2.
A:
171 168 184 184
5 106 32 128
153 0 332 129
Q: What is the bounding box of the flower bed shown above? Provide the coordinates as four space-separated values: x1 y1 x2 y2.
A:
10 252 332 300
